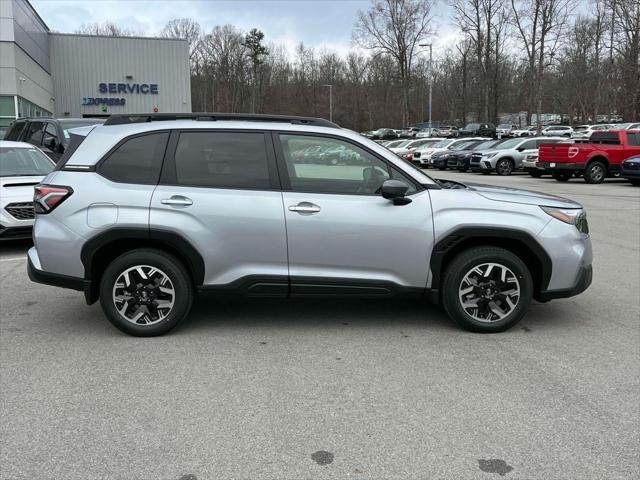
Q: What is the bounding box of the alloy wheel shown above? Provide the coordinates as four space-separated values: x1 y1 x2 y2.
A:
112 265 175 325
458 263 520 323
590 164 604 182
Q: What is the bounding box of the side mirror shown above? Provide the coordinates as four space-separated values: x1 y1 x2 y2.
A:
516 147 524 152
381 179 412 205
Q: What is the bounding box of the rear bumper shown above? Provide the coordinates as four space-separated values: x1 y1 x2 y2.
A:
538 264 592 301
27 248 89 302
538 162 583 170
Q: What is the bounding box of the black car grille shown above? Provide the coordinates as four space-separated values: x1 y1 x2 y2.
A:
5 202 35 220
413 151 421 159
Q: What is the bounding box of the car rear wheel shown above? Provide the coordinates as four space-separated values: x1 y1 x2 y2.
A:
441 247 533 333
529 171 543 178
553 171 572 182
495 158 514 176
583 161 607 184
99 249 193 336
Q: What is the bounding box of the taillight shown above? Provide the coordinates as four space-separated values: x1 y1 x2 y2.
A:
568 147 579 158
34 185 73 214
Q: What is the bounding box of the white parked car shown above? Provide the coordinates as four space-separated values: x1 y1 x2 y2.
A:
541 125 573 137
415 128 438 138
496 124 518 138
571 124 613 139
393 138 442 161
0 141 55 240
511 126 538 137
412 137 487 167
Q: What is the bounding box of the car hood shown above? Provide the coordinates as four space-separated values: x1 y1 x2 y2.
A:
0 176 43 200
465 182 582 208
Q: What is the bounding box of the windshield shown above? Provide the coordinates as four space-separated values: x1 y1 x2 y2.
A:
476 140 502 150
1 146 54 177
433 140 453 148
493 138 524 150
410 139 439 148
385 140 403 148
464 123 480 130
393 140 412 148
450 140 477 151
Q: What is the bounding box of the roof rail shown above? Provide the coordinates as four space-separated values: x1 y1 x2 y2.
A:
103 113 339 128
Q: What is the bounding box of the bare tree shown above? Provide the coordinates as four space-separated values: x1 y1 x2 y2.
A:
160 18 203 70
510 0 576 127
354 0 436 126
75 22 137 36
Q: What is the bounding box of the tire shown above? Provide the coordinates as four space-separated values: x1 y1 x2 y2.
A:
99 248 193 336
458 168 468 173
438 166 447 170
481 170 491 175
495 158 514 176
553 171 572 182
583 161 607 184
529 171 543 178
441 246 533 333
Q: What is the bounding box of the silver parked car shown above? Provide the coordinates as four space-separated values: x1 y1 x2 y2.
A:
28 113 592 336
0 141 55 240
470 137 566 175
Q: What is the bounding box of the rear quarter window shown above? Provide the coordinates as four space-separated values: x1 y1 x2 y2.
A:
98 132 169 184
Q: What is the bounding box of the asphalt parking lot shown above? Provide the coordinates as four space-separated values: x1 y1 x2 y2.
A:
1 172 638 480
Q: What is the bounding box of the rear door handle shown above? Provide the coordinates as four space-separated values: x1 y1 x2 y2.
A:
288 202 321 214
161 195 193 207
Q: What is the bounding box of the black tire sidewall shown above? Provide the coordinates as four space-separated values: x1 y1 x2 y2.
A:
584 161 606 184
99 249 193 336
496 159 513 176
442 247 533 333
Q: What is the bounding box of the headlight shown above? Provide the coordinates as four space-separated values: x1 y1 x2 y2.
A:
485 153 497 158
541 206 589 233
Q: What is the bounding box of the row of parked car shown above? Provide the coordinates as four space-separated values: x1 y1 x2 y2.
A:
364 121 640 141
379 128 640 185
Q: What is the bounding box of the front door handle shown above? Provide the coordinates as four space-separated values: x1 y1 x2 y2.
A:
161 195 193 207
288 202 321 214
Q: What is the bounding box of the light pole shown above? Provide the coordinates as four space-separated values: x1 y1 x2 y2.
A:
323 84 333 122
419 43 433 134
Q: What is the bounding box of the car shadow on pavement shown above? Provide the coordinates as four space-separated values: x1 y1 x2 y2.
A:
178 295 457 334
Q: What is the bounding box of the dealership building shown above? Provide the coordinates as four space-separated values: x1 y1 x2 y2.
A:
0 0 191 128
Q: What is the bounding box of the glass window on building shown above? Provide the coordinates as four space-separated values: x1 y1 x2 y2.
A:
0 96 16 127
16 97 51 120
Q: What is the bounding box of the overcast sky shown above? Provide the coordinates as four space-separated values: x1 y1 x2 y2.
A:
30 0 457 58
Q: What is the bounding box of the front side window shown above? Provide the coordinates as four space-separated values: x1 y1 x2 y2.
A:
26 122 44 145
42 123 59 146
279 134 416 195
99 132 169 184
173 131 270 189
520 139 538 150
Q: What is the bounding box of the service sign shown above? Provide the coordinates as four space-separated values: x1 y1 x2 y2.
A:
82 82 159 109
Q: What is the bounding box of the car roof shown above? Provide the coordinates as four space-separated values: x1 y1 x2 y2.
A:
0 140 42 149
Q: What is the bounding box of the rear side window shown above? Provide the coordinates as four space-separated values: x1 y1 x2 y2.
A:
5 121 26 141
627 132 640 146
26 121 44 145
172 132 270 189
590 132 621 145
98 132 169 184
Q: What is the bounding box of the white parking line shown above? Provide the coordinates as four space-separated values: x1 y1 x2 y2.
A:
0 256 27 263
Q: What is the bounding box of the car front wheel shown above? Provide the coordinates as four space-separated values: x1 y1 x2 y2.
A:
495 158 514 176
99 248 193 336
441 247 533 333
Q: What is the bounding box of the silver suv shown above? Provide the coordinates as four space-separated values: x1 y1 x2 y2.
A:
28 114 593 336
470 137 565 175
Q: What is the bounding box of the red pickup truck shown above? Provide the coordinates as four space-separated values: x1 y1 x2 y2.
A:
538 130 640 183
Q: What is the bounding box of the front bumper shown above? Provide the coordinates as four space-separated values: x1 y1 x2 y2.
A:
0 224 33 240
538 264 593 301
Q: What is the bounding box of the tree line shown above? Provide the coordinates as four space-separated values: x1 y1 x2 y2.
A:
76 0 640 130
